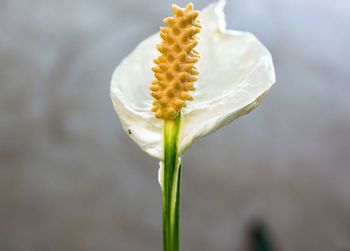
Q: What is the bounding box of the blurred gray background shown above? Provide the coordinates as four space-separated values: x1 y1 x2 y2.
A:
1 0 350 250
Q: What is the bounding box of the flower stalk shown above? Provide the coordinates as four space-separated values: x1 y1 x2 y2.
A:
162 114 182 251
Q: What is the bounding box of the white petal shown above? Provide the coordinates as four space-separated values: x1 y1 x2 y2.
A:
110 0 275 160
158 161 164 189
111 34 163 159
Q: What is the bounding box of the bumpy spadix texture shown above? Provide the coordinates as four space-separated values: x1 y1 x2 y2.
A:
111 0 276 159
151 3 201 120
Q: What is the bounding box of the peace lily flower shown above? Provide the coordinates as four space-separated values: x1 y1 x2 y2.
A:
110 1 275 250
111 1 275 160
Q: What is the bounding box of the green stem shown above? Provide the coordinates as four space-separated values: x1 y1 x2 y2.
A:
162 114 182 251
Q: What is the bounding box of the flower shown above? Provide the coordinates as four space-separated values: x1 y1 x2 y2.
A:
110 0 275 160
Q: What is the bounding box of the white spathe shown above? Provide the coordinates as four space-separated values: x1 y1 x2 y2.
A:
111 0 275 160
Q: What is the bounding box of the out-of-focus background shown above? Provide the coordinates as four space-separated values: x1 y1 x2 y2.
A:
1 0 349 250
